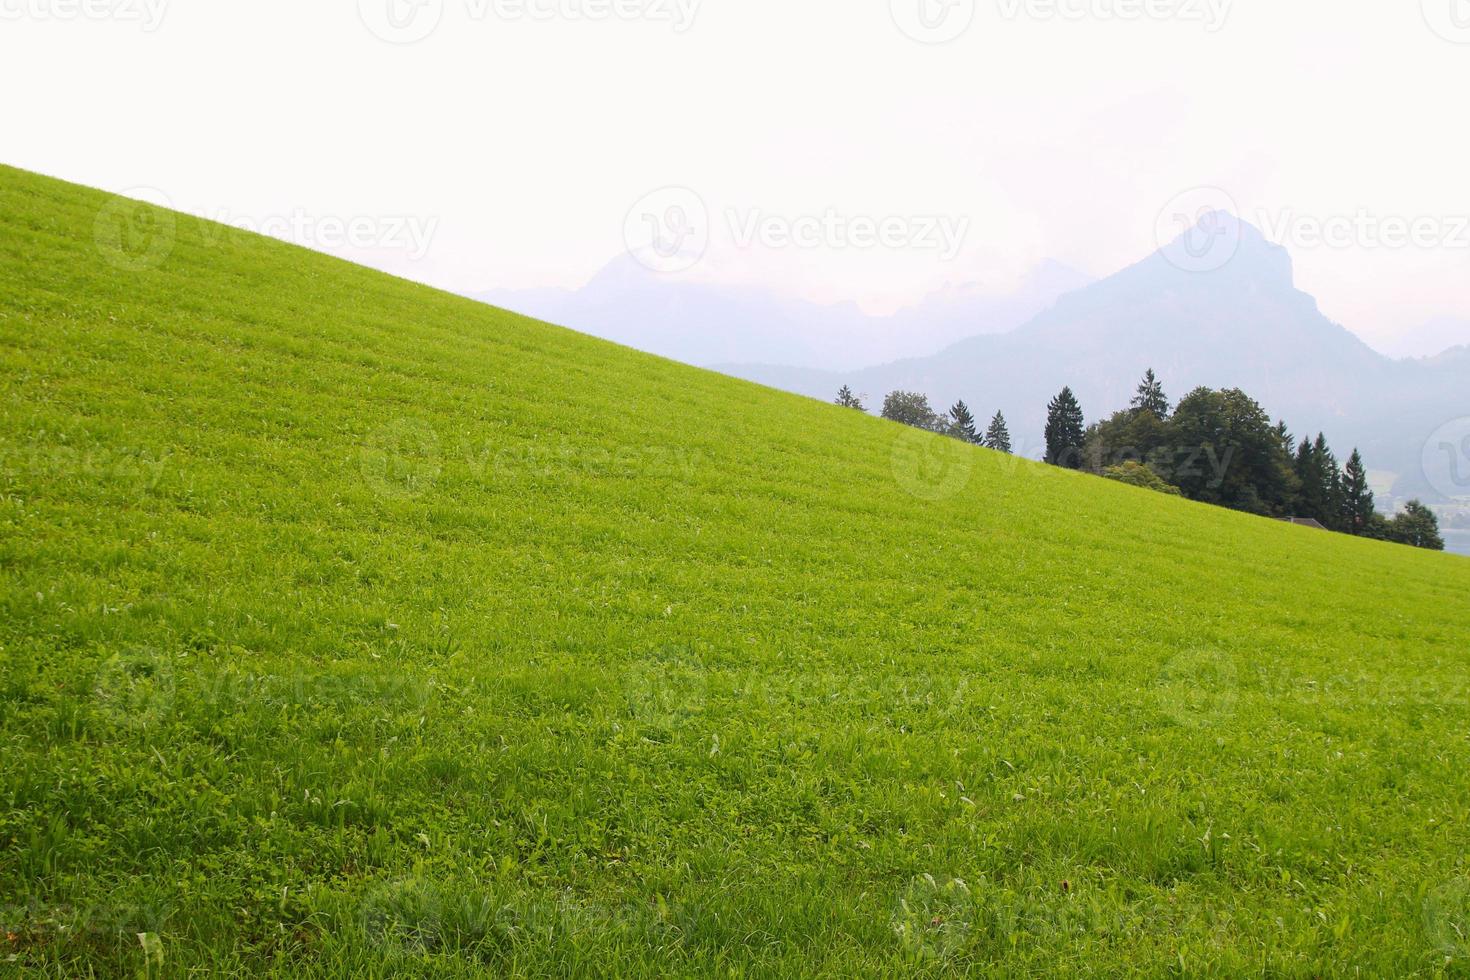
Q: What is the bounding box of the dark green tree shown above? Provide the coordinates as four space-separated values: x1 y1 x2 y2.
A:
1321 438 1345 530
1164 387 1297 515
1293 434 1344 528
1341 449 1374 534
881 390 943 432
1082 406 1170 475
834 385 865 411
1316 434 1345 530
1274 421 1295 459
1293 437 1318 517
984 411 1012 453
1044 387 1086 469
1387 500 1445 551
1130 368 1171 418
948 401 979 443
1362 511 1392 541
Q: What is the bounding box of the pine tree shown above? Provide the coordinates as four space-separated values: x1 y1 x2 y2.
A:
984 411 1012 453
1293 437 1323 521
1044 387 1085 468
948 401 979 443
1130 368 1170 418
1340 448 1375 534
834 385 865 411
1274 421 1294 458
1295 435 1338 524
1317 435 1343 529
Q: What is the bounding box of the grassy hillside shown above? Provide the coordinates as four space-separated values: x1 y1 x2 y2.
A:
2 164 1469 977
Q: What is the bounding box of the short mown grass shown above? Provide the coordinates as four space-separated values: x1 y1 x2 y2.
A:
3 164 1470 976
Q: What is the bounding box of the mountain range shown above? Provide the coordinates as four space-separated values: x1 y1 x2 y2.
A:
1376 316 1470 361
472 257 1092 372
714 215 1468 509
471 214 1467 522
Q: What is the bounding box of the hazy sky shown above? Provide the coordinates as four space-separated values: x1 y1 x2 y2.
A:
3 0 1466 348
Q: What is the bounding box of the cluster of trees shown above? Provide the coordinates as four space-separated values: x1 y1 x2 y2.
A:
838 371 1445 552
837 386 1013 453
1044 370 1444 550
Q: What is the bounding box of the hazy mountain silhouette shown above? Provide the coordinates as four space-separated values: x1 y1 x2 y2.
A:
1372 316 1470 360
720 214 1468 503
471 256 1091 372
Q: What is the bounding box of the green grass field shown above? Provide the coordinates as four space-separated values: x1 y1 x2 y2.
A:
3 164 1470 977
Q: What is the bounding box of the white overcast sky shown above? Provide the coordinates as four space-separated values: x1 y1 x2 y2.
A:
2 0 1466 347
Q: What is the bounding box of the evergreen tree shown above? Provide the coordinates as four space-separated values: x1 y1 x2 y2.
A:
1130 368 1170 418
1294 436 1327 524
834 385 865 411
1315 434 1344 530
984 411 1012 453
1274 421 1294 458
1292 433 1347 529
948 401 979 443
1340 449 1375 534
1387 500 1445 551
1044 387 1086 469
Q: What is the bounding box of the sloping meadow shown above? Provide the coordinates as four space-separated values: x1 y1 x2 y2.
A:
3 165 1470 976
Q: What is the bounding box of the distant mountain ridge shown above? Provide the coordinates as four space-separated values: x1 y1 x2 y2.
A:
1373 316 1470 360
471 256 1092 372
719 214 1467 505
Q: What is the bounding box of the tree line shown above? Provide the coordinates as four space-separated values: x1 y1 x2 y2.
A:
837 385 1012 452
836 372 1444 551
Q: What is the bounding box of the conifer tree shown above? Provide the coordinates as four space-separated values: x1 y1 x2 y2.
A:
984 411 1012 453
1274 421 1294 458
1341 448 1375 534
948 400 979 443
1130 368 1171 418
834 385 865 411
1294 438 1320 520
1294 434 1343 525
1044 387 1085 468
1317 435 1344 528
